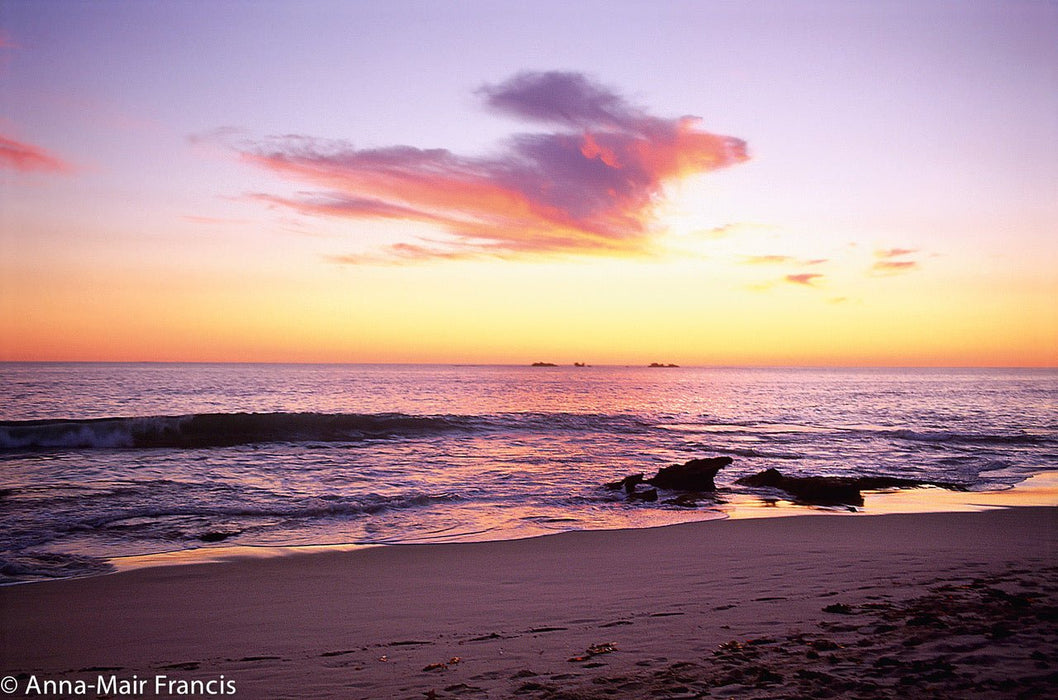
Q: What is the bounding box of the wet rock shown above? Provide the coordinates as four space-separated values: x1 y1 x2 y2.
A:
605 473 656 501
607 457 732 501
663 493 708 508
735 468 965 506
736 469 863 505
645 457 733 491
198 530 239 542
605 473 645 493
629 488 658 502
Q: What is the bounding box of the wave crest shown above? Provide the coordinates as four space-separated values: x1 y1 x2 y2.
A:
0 412 471 450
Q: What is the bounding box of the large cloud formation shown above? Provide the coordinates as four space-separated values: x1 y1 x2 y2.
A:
238 71 748 262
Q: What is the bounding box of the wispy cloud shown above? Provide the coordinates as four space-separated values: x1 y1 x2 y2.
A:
785 273 824 286
872 259 919 273
181 215 251 226
876 247 917 259
327 243 495 266
232 71 748 263
0 134 73 174
743 254 793 265
694 224 738 240
693 222 775 240
742 254 829 266
871 247 921 275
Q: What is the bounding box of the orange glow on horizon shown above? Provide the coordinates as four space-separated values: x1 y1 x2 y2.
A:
2 250 1055 367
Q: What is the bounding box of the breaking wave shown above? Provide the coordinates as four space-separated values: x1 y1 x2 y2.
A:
0 412 477 450
882 429 1051 447
0 411 654 450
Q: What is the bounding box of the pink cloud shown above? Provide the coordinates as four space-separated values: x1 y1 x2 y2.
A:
785 273 824 286
181 215 251 226
871 260 919 274
696 224 737 239
871 247 921 275
328 242 500 266
876 247 917 259
0 134 73 174
743 255 793 265
234 71 748 262
742 254 829 266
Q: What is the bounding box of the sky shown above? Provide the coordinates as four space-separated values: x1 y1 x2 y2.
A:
1 0 1056 366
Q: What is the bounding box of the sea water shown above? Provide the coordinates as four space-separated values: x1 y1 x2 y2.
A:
1 363 1055 582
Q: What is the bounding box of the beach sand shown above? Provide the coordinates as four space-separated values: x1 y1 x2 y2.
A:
3 504 1056 699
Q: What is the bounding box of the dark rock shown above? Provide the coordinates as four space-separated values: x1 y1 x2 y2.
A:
605 473 645 493
663 493 708 508
736 469 863 505
735 468 966 507
199 531 238 542
606 457 732 502
645 457 733 491
605 473 657 501
530 362 557 367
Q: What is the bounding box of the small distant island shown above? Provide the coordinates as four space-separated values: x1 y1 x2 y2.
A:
530 361 591 367
648 362 680 368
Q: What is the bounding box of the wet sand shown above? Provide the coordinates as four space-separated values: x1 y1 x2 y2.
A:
2 505 1056 699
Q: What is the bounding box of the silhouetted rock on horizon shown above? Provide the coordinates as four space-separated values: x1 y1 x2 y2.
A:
735 468 966 507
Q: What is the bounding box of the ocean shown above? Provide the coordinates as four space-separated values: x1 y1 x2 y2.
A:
1 363 1055 583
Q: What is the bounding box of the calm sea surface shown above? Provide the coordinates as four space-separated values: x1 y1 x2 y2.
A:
1 363 1056 582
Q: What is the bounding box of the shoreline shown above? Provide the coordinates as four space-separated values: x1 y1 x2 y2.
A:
87 469 1054 578
3 504 1055 699
0 471 1048 587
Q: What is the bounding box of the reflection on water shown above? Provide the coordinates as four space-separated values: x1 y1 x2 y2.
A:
724 472 1058 519
107 473 1058 576
1 364 1055 582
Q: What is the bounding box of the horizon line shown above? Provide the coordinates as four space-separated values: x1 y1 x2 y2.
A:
1 360 1055 371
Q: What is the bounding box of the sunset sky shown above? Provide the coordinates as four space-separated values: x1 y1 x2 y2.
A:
2 0 1056 366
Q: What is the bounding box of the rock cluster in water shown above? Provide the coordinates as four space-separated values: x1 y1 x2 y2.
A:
735 468 965 507
606 456 733 504
607 458 965 507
